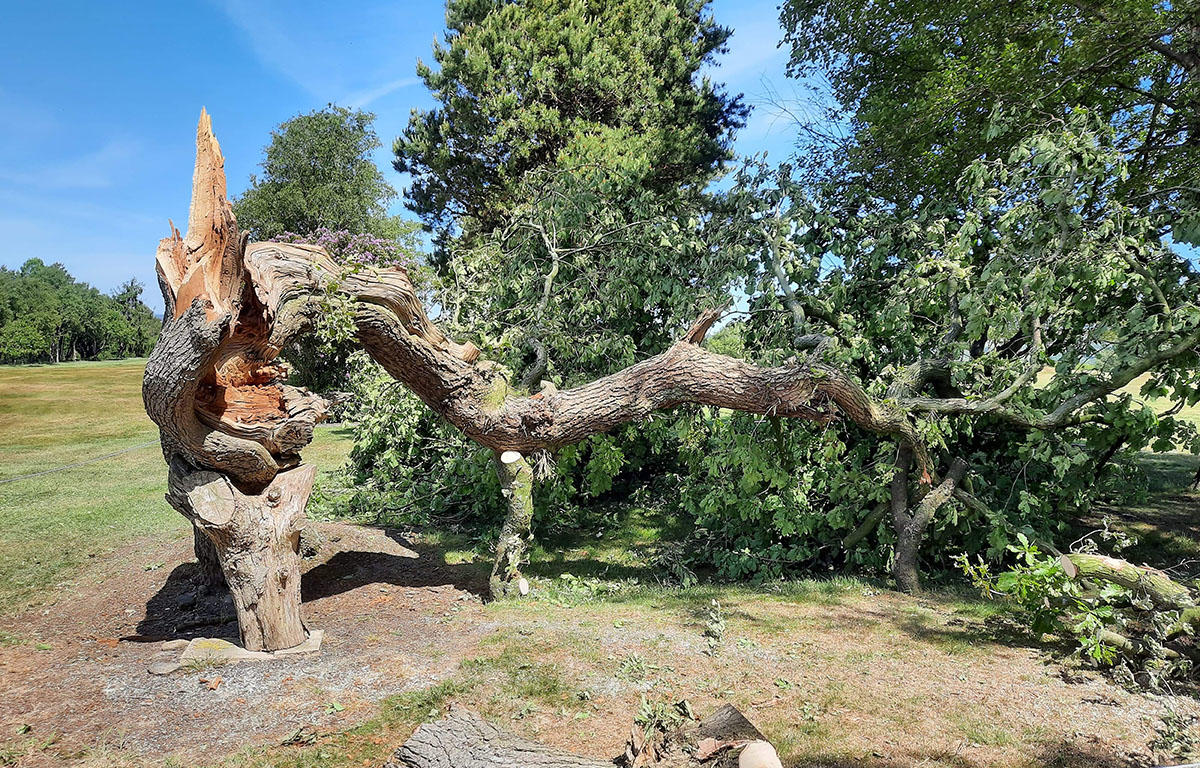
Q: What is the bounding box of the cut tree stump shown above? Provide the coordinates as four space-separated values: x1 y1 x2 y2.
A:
384 703 770 768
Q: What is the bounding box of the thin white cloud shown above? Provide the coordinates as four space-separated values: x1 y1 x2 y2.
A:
212 0 317 94
345 76 420 109
210 0 421 108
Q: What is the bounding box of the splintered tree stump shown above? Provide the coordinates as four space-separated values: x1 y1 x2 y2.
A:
622 703 768 768
143 111 327 652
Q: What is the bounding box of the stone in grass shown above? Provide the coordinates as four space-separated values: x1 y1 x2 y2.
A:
177 631 324 663
148 661 183 676
180 637 273 663
739 741 782 768
162 639 190 651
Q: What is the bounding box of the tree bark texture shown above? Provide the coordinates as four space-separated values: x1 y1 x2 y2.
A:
192 525 226 590
385 707 610 768
1062 552 1200 649
166 461 314 650
891 452 968 593
490 451 535 600
142 111 326 651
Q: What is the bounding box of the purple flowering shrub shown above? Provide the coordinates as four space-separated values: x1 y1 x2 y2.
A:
274 228 418 271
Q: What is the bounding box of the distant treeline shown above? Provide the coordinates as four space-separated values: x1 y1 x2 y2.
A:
0 259 160 364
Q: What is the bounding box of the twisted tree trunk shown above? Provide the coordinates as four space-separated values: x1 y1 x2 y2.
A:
143 112 326 651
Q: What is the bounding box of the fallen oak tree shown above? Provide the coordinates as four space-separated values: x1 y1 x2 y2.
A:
1062 553 1200 645
240 218 942 603
146 112 1200 650
143 113 937 649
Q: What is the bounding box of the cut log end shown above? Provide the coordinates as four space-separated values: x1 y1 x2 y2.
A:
499 450 524 464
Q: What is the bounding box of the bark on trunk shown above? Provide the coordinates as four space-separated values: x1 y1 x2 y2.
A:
1063 553 1197 611
386 707 609 768
891 453 967 593
167 462 314 650
490 450 535 600
1061 552 1200 646
192 525 226 591
387 704 768 768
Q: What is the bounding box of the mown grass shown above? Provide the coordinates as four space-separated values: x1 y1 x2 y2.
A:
0 359 352 616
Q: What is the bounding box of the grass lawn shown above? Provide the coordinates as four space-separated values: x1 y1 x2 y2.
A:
0 359 352 615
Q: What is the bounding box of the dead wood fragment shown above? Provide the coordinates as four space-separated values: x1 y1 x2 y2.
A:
385 703 772 768
618 703 767 768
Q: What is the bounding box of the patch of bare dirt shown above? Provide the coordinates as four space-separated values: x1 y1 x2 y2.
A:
0 522 493 766
1 525 1197 768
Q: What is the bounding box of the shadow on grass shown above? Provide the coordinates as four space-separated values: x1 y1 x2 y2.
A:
301 531 489 601
892 605 1050 657
783 739 1138 768
1087 452 1200 572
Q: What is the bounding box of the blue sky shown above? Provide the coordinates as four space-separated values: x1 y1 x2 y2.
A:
0 0 798 313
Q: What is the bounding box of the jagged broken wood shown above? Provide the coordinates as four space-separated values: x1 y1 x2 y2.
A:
620 703 769 768
143 111 327 651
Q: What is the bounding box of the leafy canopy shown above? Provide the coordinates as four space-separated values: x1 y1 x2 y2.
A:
780 0 1200 240
234 105 403 240
394 0 748 242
